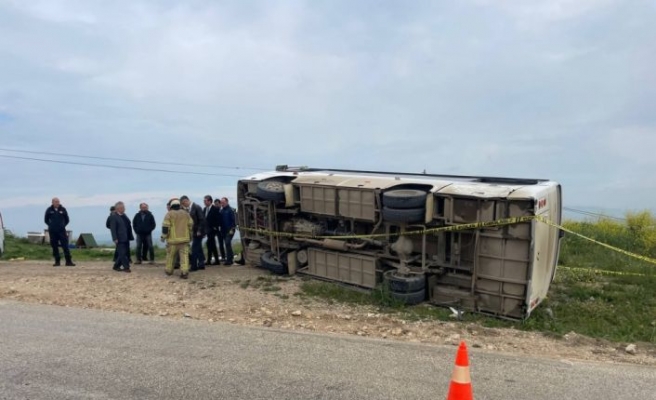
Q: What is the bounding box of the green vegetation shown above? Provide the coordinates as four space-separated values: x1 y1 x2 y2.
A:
298 280 408 308
1 233 134 261
3 212 655 343
299 211 656 344
559 210 656 274
1 232 242 262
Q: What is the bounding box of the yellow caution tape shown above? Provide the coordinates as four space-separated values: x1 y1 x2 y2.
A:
239 215 536 240
535 216 656 266
238 214 656 267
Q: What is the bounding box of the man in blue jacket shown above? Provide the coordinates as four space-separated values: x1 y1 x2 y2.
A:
219 197 237 265
44 197 75 267
203 195 222 265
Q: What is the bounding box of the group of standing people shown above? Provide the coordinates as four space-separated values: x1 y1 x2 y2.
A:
161 195 237 279
104 202 157 270
44 196 237 278
102 195 237 278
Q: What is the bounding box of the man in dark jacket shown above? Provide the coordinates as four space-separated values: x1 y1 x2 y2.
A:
132 202 156 264
106 205 118 263
213 198 226 261
219 197 237 265
181 195 206 271
202 195 221 265
109 201 135 272
44 197 75 267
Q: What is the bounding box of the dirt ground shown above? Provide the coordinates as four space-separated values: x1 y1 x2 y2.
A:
1 260 654 366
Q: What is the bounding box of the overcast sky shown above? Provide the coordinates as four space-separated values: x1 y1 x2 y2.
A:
0 0 654 241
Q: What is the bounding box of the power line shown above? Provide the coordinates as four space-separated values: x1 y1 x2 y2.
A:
0 147 268 171
0 154 250 177
564 207 626 221
0 151 652 221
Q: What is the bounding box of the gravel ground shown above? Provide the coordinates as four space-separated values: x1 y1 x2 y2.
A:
1 260 654 366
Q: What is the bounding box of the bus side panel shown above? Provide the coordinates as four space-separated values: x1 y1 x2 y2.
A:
526 184 561 315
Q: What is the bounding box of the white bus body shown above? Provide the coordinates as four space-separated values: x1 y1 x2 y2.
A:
236 166 563 320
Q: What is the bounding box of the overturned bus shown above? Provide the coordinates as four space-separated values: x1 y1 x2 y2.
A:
236 165 563 320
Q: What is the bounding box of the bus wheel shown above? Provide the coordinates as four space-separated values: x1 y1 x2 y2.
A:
385 270 426 292
257 180 286 202
382 189 427 209
261 251 288 275
390 288 426 305
382 206 425 223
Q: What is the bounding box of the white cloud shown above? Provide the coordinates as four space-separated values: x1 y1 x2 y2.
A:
472 0 619 29
0 0 654 222
8 0 97 25
605 127 656 167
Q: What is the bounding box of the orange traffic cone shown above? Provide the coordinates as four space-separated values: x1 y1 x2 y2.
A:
446 341 473 400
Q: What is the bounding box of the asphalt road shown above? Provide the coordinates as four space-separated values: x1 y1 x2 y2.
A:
1 301 654 400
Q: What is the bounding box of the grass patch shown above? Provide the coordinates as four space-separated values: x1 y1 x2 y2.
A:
558 210 656 275
299 211 656 344
520 268 656 343
299 281 409 310
300 271 656 343
262 285 282 292
1 232 242 262
0 233 163 261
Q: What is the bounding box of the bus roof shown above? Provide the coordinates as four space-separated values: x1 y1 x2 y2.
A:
240 166 558 198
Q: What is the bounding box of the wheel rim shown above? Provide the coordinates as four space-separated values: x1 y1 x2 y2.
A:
263 181 284 192
297 249 308 264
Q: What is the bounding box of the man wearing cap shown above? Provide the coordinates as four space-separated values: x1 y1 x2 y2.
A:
161 198 193 279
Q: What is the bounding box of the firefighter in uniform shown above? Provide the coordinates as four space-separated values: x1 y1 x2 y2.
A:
161 198 193 279
166 198 181 269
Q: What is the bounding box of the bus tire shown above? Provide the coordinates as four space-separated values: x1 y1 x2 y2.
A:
385 271 426 292
261 251 288 275
382 206 425 223
257 180 286 202
382 189 427 209
390 288 426 305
